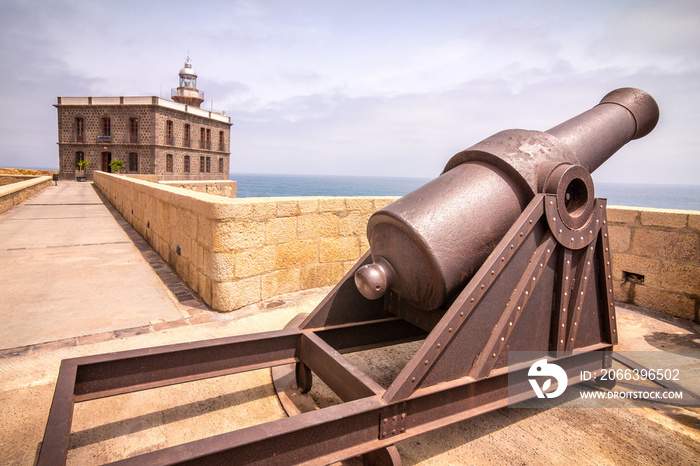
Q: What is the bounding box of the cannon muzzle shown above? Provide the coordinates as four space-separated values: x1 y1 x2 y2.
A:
356 88 659 310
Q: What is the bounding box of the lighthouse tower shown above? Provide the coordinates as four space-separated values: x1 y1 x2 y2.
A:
172 57 204 108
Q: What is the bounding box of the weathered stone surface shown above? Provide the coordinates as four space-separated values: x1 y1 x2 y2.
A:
262 268 301 300
297 213 339 240
277 241 318 268
301 262 343 289
319 197 345 212
298 199 319 214
320 237 359 262
630 229 698 263
607 225 631 253
346 197 375 212
607 207 639 224
235 246 276 278
632 286 696 320
611 254 661 286
212 277 261 311
659 262 700 295
265 217 297 245
276 200 300 217
213 221 265 251
339 211 371 237
197 217 214 247
250 200 277 221
640 209 688 229
689 213 700 232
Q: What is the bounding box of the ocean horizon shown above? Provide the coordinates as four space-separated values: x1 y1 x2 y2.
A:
230 173 700 212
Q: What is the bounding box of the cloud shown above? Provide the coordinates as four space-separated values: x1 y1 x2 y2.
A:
0 0 698 183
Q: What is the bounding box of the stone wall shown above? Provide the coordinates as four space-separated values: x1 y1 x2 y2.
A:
94 172 394 312
159 180 238 198
0 175 36 186
93 171 700 322
0 176 52 214
608 206 700 322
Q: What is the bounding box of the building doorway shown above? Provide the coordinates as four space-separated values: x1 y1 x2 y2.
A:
101 152 112 172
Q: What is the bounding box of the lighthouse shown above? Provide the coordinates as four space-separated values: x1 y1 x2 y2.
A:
172 57 204 108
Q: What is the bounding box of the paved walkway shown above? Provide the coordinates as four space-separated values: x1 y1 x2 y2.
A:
0 181 205 351
0 182 699 465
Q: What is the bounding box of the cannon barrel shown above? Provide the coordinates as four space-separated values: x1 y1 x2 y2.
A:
355 88 659 310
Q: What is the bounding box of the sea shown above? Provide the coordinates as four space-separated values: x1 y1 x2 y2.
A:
230 173 700 211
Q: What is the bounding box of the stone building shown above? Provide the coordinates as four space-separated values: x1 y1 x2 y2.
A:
56 59 232 181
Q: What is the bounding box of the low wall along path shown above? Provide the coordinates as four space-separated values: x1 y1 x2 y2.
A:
95 171 394 312
94 172 700 322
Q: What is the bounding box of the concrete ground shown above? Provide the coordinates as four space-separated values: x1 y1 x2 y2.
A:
0 182 699 465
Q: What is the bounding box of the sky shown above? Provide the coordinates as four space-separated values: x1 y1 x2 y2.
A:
0 0 698 185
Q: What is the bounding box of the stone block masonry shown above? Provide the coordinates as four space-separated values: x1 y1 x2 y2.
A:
94 172 394 312
93 172 699 322
608 206 700 322
0 176 52 214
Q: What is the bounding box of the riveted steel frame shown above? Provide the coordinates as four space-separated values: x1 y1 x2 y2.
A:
39 194 617 465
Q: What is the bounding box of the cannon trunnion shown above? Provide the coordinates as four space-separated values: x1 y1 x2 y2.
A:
39 88 659 465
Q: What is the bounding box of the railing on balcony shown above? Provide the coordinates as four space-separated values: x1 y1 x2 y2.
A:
184 137 190 148
171 88 205 100
129 134 139 144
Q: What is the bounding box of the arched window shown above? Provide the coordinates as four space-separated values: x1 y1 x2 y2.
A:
184 155 190 173
129 118 139 143
200 127 206 149
218 158 223 173
129 153 138 172
75 117 84 142
166 154 173 173
166 120 173 145
184 124 190 148
101 117 111 136
75 151 85 169
219 131 224 151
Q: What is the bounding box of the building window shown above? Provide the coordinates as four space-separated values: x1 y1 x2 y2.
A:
129 118 139 143
101 117 111 136
75 151 85 169
218 158 223 173
166 154 173 173
184 124 190 148
219 131 224 151
166 120 173 145
200 128 205 149
199 156 205 173
206 156 211 173
206 128 211 150
129 152 138 172
75 117 84 143
184 155 190 173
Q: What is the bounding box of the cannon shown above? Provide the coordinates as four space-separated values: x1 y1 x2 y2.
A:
39 88 659 465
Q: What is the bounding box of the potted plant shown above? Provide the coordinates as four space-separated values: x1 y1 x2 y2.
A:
76 160 90 181
109 159 125 175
